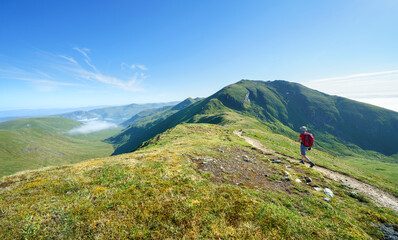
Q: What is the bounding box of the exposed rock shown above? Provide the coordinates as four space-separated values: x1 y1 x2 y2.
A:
272 160 282 163
374 223 398 240
323 197 331 202
286 165 292 168
295 179 302 183
314 187 323 192
324 188 334 198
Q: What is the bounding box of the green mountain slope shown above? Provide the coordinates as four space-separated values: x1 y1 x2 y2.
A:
56 102 179 124
110 80 398 157
1 123 397 239
0 117 81 132
108 80 398 196
0 117 119 177
108 98 203 154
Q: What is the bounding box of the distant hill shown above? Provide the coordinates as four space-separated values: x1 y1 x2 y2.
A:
0 106 107 121
108 98 200 154
0 117 119 177
56 102 179 124
109 80 398 157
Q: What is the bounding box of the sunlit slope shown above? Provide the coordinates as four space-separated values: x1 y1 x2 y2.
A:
0 117 81 132
1 123 396 239
0 117 116 177
110 80 398 157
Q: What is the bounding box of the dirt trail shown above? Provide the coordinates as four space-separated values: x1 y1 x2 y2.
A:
234 131 398 213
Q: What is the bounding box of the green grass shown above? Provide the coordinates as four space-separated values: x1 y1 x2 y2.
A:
237 117 398 197
1 123 396 239
0 128 115 177
0 117 81 132
0 117 121 177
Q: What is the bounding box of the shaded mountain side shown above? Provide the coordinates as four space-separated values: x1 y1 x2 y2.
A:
108 97 214 154
120 98 200 128
110 80 398 157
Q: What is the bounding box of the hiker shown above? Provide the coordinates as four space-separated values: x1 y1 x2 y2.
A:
295 126 315 167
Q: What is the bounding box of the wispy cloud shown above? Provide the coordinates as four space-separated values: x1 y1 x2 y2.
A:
306 70 398 112
67 119 117 134
121 62 148 71
0 66 82 92
58 55 78 65
0 47 146 92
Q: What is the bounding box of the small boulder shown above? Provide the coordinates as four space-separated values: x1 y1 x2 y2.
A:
314 187 323 192
323 197 331 202
324 188 334 198
295 179 302 183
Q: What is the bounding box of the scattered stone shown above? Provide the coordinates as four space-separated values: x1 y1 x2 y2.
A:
324 188 334 198
244 159 251 162
162 174 167 179
273 160 282 163
66 191 72 195
286 165 292 168
374 223 398 239
295 179 302 183
284 171 291 176
305 177 312 183
323 197 331 202
201 162 208 165
351 191 358 196
314 187 323 192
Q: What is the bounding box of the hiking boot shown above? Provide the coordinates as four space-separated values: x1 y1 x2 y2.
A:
300 160 305 164
310 162 315 168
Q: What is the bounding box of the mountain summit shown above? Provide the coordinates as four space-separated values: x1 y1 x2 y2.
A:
110 80 398 156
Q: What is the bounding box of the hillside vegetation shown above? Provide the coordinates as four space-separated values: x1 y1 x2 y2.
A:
1 123 397 239
0 117 119 177
57 102 179 124
108 80 398 196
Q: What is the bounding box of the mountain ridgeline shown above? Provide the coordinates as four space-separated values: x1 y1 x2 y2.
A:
109 80 398 157
56 102 179 124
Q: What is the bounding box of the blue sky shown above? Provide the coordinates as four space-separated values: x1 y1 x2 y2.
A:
1 0 397 111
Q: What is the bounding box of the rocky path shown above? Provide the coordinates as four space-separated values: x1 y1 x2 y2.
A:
234 131 398 213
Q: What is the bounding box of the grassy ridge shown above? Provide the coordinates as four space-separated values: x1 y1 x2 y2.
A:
1 124 396 239
0 117 81 132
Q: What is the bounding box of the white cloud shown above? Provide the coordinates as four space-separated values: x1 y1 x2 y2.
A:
1 48 146 93
306 70 398 112
67 120 117 134
73 47 90 60
58 55 78 65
